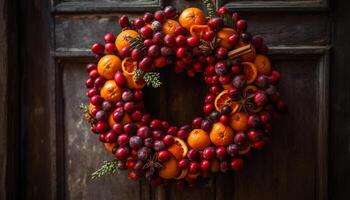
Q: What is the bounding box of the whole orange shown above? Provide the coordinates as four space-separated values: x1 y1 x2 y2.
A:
209 122 234 146
179 7 206 30
104 143 117 152
159 156 180 179
108 112 131 127
100 80 122 102
115 30 139 53
230 112 249 131
217 28 236 49
254 54 272 75
121 57 145 90
187 129 211 150
97 55 121 80
162 19 181 35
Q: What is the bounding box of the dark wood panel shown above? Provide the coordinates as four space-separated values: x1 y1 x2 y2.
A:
62 62 142 200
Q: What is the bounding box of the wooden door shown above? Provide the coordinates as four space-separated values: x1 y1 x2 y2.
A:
17 0 332 200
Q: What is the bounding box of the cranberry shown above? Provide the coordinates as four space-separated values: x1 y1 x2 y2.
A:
124 102 135 113
85 63 97 72
85 78 94 88
104 33 115 43
105 130 118 143
232 12 240 22
129 136 143 150
203 30 215 41
234 132 247 145
231 158 244 171
200 160 211 171
177 129 188 139
228 34 239 46
186 35 200 47
174 26 187 36
114 71 127 87
208 17 224 31
120 46 131 57
167 126 178 136
128 171 139 180
90 95 103 106
102 101 113 112
241 32 252 43
131 48 143 61
154 10 166 23
187 149 200 161
91 43 104 54
89 69 99 79
236 19 247 32
94 77 105 87
141 114 152 125
117 134 129 146
95 121 108 133
152 32 164 45
112 109 124 122
254 91 268 106
205 93 216 103
203 103 214 114
226 144 239 156
175 35 187 46
209 85 221 95
140 26 153 39
215 47 228 59
192 117 203 128
215 61 227 75
259 111 271 124
189 162 200 174
247 114 261 128
112 123 123 134
178 159 189 169
219 115 230 125
105 43 116 54
216 146 227 160
203 147 216 160
138 56 153 72
153 140 166 151
148 45 161 58
143 12 154 23
252 140 266 150
164 6 177 18
134 18 145 29
157 150 171 162
255 75 268 88
115 146 129 160
247 130 261 142
163 135 175 146
123 123 137 135
252 35 264 49
118 15 130 28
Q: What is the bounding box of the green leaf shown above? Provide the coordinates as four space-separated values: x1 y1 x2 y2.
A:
91 160 118 179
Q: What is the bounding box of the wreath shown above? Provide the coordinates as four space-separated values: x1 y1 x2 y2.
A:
81 0 287 189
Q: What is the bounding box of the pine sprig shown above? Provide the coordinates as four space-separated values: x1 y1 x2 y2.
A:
222 13 234 28
80 103 89 113
133 68 145 81
91 160 118 179
126 36 146 51
143 72 162 88
203 0 218 18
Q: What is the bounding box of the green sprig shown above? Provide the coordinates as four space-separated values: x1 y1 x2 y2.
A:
143 72 162 88
133 68 145 81
203 0 218 18
91 160 118 179
79 103 89 113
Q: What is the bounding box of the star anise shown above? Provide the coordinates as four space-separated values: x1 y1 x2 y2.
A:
143 153 163 180
198 37 221 55
235 89 259 113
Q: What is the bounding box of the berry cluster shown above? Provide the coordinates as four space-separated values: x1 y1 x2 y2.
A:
84 3 286 189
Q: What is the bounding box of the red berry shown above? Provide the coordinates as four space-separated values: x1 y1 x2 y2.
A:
167 126 178 136
202 147 216 160
228 34 239 46
134 18 145 29
231 158 244 171
203 103 214 114
124 102 135 113
200 160 211 171
252 35 264 49
154 10 166 23
208 17 224 31
209 85 221 95
126 159 136 170
104 33 116 43
115 146 129 160
232 12 240 22
140 26 153 39
175 35 187 46
150 119 162 129
131 48 143 61
187 149 200 161
85 63 97 72
94 77 105 87
164 6 177 18
216 146 227 160
236 20 247 32
143 12 154 23
112 123 123 134
114 71 127 87
189 162 200 174
138 56 153 72
164 34 175 46
247 130 261 142
192 117 203 128
163 135 175 146
128 171 139 180
252 140 266 150
105 43 116 54
152 32 164 45
131 110 142 122
215 47 228 59
218 6 229 17
148 45 160 58
91 43 104 54
177 129 188 139
105 130 118 143
157 150 171 162
118 15 130 28
259 111 271 124
120 46 131 57
234 132 247 145
176 47 187 58
85 78 94 88
117 134 129 146
219 75 231 85
90 95 103 106
254 91 268 106
219 115 230 124
178 159 189 169
247 114 261 128
203 30 215 41
95 121 108 133
186 35 200 47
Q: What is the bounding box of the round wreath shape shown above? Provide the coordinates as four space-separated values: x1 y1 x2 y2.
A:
81 1 287 188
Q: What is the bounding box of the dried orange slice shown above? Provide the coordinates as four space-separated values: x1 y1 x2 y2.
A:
121 57 145 90
242 62 258 84
159 156 180 179
168 137 188 161
239 144 251 155
214 90 240 113
175 169 188 180
190 25 210 38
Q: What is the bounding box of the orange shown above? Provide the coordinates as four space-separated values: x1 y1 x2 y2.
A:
104 143 117 152
209 122 234 146
115 30 140 53
97 55 121 80
230 112 249 131
214 90 240 113
179 7 206 30
159 156 180 179
100 80 122 102
121 57 145 90
254 54 272 75
242 62 258 84
168 137 188 160
217 28 236 49
190 25 210 38
108 112 131 127
162 19 180 35
88 103 95 115
187 129 211 150
175 169 188 180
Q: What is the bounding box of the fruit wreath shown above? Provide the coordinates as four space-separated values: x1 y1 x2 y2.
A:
81 0 287 189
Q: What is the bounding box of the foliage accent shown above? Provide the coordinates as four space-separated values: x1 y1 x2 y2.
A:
80 103 97 125
203 0 218 18
127 35 146 51
91 160 118 179
134 69 162 88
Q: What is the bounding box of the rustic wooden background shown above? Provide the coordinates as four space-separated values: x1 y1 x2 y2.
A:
1 0 350 200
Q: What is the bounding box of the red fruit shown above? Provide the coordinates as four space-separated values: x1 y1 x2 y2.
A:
228 34 239 46
216 146 227 160
176 47 187 58
219 115 230 125
152 32 164 45
150 119 162 129
218 6 229 17
259 111 271 124
215 47 228 59
117 134 129 146
174 26 187 36
189 162 200 174
85 63 97 72
186 69 196 78
91 43 104 54
123 123 137 135
186 35 200 47
175 35 187 46
247 130 261 142
200 160 211 171
203 103 214 114
255 75 268 88
138 56 153 72
157 150 171 162
164 34 176 46
252 140 266 150
105 43 116 54
134 90 143 100
91 107 100 116
234 132 247 145
231 158 244 171
219 75 231 85
167 126 178 136
131 110 142 122
161 121 170 131
143 12 154 23
206 56 216 64
120 46 131 57
163 135 175 146
177 129 188 139
147 45 160 58
104 33 116 43
134 18 145 29
187 149 200 161
87 87 99 98
118 15 130 28
130 48 142 61
128 171 139 180
207 17 224 31
140 26 153 39
178 159 189 169
99 133 107 142
209 85 221 95
205 65 215 76
95 121 108 133
193 62 203 72
124 102 135 113
137 126 150 139
220 161 229 172
192 117 203 128
105 130 118 143
236 20 247 32
127 159 136 170
115 146 129 160
94 77 105 87
232 12 240 22
203 147 216 160
254 91 268 106
252 35 264 49
154 10 166 23
141 114 152 125
203 30 215 41
114 71 127 87
90 95 103 106
164 6 177 18
215 61 228 76
247 114 261 128
85 78 94 88
112 123 123 134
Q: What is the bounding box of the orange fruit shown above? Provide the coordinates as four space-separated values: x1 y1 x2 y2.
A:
89 103 95 115
209 122 234 146
115 30 140 53
104 143 117 152
230 112 249 131
159 156 180 179
187 129 211 150
217 28 236 49
254 54 272 75
179 7 206 30
100 80 122 102
168 137 188 160
162 19 181 35
97 55 121 79
214 90 240 113
108 112 131 127
175 169 188 180
190 25 210 38
242 62 258 84
121 57 145 90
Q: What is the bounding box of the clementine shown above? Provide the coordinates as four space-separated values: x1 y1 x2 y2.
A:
121 57 146 90
89 103 95 115
217 28 236 49
104 143 117 152
162 19 181 35
214 90 240 113
108 112 131 127
187 129 211 150
179 7 206 30
168 137 188 160
159 156 180 179
242 62 258 84
97 55 121 80
100 80 122 102
209 122 234 146
115 30 140 53
230 112 249 131
254 54 272 75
